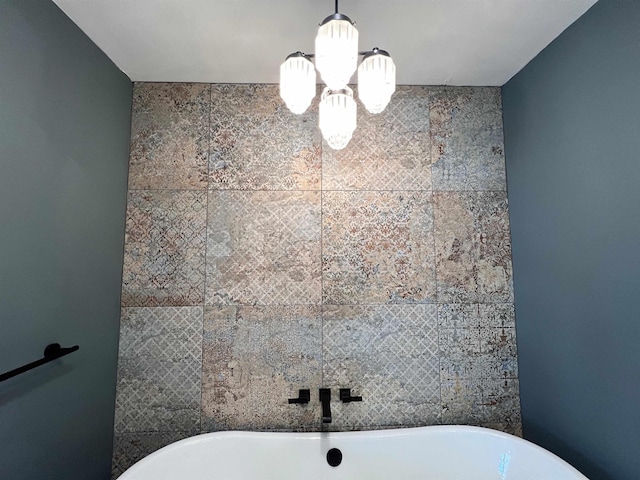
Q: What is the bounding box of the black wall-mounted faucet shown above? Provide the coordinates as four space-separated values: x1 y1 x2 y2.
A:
319 388 332 423
339 388 363 403
288 389 311 404
290 387 361 424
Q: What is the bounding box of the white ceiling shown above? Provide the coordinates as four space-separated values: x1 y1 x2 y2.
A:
52 0 597 86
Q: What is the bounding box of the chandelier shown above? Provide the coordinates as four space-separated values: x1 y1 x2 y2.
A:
279 0 396 150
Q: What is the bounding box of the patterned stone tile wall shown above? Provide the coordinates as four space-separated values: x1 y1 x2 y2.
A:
112 83 520 477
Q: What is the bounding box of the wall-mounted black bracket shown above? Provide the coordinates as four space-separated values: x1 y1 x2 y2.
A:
288 389 311 404
339 388 363 403
319 388 332 423
0 343 79 383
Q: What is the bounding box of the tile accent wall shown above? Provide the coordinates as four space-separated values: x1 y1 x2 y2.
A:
112 83 520 477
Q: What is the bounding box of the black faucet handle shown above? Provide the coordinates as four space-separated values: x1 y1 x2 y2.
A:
288 389 311 404
339 388 363 403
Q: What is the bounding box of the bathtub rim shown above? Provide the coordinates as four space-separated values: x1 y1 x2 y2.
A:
119 425 588 479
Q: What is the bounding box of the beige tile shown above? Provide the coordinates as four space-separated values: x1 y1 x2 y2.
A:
209 84 321 190
323 86 431 190
434 192 513 303
129 83 209 190
322 191 436 304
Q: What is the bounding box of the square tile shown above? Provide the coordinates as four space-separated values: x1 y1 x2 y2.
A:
439 350 518 381
121 190 207 307
323 86 431 190
477 326 518 357
430 87 506 191
439 325 482 354
438 303 516 329
209 84 321 190
437 303 480 329
114 307 203 434
201 305 322 430
439 335 518 377
479 303 516 328
434 192 513 303
323 305 441 428
206 190 321 305
129 83 210 190
441 377 522 436
111 431 192 479
322 191 436 304
438 303 518 386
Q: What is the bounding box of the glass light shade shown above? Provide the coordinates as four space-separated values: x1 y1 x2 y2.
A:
319 86 357 150
280 54 316 114
315 19 359 90
358 51 396 114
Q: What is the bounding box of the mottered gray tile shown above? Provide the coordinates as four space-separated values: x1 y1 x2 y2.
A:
438 303 516 329
439 348 518 380
323 304 441 428
430 87 506 191
479 303 516 328
114 307 203 434
438 303 521 435
438 303 518 380
111 431 192 479
121 190 207 307
206 190 321 305
441 377 522 436
201 305 322 431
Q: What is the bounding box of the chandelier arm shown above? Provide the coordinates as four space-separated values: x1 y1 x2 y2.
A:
285 51 315 60
360 48 391 58
288 51 390 60
289 51 392 60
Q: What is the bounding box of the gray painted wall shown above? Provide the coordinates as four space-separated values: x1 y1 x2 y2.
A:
0 1 132 479
502 1 640 479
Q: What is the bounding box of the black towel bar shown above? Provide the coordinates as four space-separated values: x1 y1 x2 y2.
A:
0 343 79 382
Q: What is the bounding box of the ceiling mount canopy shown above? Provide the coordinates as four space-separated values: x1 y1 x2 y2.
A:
279 0 396 150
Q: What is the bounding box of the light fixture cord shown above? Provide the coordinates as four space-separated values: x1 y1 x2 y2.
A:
335 0 338 14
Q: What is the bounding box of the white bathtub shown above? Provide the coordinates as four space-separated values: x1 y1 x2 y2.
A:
118 425 588 479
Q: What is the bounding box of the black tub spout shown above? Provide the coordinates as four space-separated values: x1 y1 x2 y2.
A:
319 388 331 423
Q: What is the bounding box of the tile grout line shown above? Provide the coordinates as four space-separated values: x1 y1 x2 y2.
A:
198 83 213 435
429 88 445 423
